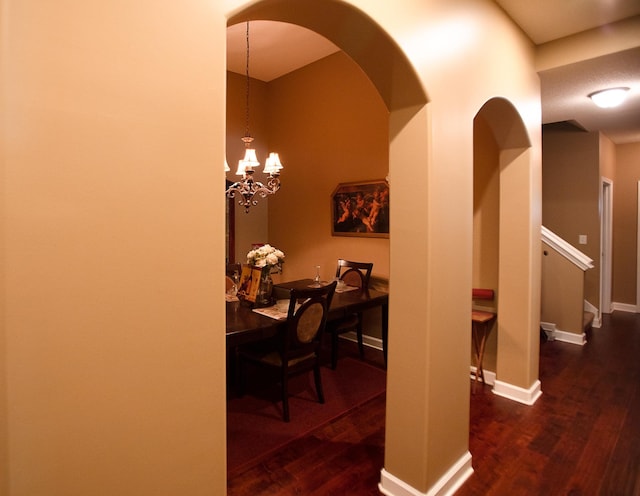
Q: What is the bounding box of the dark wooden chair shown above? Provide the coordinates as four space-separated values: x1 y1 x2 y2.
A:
326 259 373 369
238 281 337 422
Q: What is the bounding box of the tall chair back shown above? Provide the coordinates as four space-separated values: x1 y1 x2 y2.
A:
281 282 337 361
328 259 374 369
335 259 373 289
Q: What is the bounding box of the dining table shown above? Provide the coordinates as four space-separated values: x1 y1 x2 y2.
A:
225 278 389 362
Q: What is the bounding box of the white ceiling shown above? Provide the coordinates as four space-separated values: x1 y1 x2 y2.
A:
227 21 339 83
494 0 640 44
227 2 640 144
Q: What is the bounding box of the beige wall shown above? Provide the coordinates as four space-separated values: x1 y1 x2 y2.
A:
2 1 543 495
614 142 640 304
472 114 499 372
1 0 7 492
541 245 586 333
600 134 616 181
542 127 601 308
265 52 390 282
3 1 227 495
226 71 270 262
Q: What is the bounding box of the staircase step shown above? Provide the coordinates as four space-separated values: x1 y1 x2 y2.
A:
583 311 595 332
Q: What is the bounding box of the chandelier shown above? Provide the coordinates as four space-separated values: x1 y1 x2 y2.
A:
225 21 283 214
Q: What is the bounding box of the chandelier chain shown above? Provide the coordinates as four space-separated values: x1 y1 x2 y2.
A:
244 21 250 138
225 20 283 214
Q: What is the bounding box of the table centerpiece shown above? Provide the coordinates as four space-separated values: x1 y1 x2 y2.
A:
246 244 285 306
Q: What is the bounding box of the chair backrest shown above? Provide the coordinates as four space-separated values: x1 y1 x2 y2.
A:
335 259 373 289
281 281 337 359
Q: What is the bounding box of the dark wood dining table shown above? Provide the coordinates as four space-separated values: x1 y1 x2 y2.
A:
226 278 389 362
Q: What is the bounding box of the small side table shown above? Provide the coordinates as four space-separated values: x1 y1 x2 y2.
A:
471 310 496 384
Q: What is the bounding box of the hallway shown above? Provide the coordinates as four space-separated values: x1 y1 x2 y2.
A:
459 311 640 495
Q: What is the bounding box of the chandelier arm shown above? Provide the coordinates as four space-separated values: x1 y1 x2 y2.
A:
225 176 281 214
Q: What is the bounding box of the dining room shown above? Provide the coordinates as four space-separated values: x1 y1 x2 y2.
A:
225 26 391 331
224 22 392 476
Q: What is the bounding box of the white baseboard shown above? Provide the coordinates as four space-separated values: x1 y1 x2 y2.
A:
540 321 556 341
469 366 496 386
554 329 587 346
379 451 473 496
584 300 601 328
493 379 542 406
341 331 383 351
540 321 586 345
611 302 638 313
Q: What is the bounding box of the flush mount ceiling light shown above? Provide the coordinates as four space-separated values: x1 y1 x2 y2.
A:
588 87 630 108
225 21 283 214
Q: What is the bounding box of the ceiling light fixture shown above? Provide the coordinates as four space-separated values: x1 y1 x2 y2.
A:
225 21 283 213
588 87 630 108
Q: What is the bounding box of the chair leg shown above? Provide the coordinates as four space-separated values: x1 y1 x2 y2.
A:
281 369 290 422
313 363 325 404
331 331 339 370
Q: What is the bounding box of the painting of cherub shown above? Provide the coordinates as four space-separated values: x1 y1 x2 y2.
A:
331 180 389 237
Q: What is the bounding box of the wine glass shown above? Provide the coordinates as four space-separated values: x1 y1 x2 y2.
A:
310 265 322 287
231 270 240 295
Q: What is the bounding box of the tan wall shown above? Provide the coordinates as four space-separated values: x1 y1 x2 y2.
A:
3 2 227 495
542 128 601 308
266 52 390 282
472 115 499 373
226 71 270 262
613 142 640 304
2 1 543 495
600 134 616 181
0 0 7 492
541 245 586 333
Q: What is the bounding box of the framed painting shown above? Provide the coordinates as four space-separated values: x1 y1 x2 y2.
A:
331 179 389 237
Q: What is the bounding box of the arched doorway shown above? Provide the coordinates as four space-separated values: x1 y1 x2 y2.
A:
225 1 438 493
473 97 541 404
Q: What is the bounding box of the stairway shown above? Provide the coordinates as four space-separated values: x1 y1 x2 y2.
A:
583 311 595 333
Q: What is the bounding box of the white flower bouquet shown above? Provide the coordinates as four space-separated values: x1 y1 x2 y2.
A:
246 244 285 273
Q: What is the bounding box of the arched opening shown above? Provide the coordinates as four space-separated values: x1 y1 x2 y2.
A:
224 0 429 491
473 97 541 404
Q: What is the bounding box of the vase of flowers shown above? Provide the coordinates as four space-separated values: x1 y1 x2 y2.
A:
246 244 285 305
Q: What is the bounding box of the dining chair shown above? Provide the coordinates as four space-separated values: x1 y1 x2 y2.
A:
237 280 337 422
327 259 373 369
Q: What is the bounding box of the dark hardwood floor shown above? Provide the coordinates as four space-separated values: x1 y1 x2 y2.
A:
228 312 640 495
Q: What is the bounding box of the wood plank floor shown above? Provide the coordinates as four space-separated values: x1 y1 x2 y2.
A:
228 312 640 495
